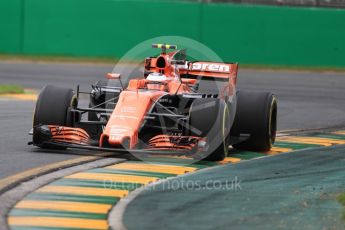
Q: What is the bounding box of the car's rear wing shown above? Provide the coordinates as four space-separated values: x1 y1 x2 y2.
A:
180 61 238 81
144 55 238 83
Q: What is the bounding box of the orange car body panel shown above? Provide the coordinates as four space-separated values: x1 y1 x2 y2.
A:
100 77 194 148
100 89 163 148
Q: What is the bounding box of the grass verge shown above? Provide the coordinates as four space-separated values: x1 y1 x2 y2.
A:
0 85 24 94
337 192 345 220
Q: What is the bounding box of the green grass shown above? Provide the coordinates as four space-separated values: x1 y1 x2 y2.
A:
0 85 24 94
337 192 345 220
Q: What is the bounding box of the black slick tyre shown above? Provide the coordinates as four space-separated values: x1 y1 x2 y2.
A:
231 91 277 151
189 98 231 161
33 85 75 149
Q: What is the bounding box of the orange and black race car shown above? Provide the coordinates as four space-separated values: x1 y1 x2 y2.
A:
29 44 277 161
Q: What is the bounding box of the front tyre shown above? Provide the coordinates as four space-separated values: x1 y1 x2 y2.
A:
189 98 231 161
33 85 76 149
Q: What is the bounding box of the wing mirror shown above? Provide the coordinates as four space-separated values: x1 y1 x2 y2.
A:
106 73 125 89
106 73 121 80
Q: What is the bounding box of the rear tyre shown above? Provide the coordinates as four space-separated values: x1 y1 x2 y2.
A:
189 98 231 161
33 85 75 149
231 91 277 151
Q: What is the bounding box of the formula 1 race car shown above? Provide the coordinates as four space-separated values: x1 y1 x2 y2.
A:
30 44 277 161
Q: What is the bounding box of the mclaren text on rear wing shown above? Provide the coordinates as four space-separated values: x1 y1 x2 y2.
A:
181 62 238 80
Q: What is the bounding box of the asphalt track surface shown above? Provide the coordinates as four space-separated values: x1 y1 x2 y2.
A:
0 60 345 179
